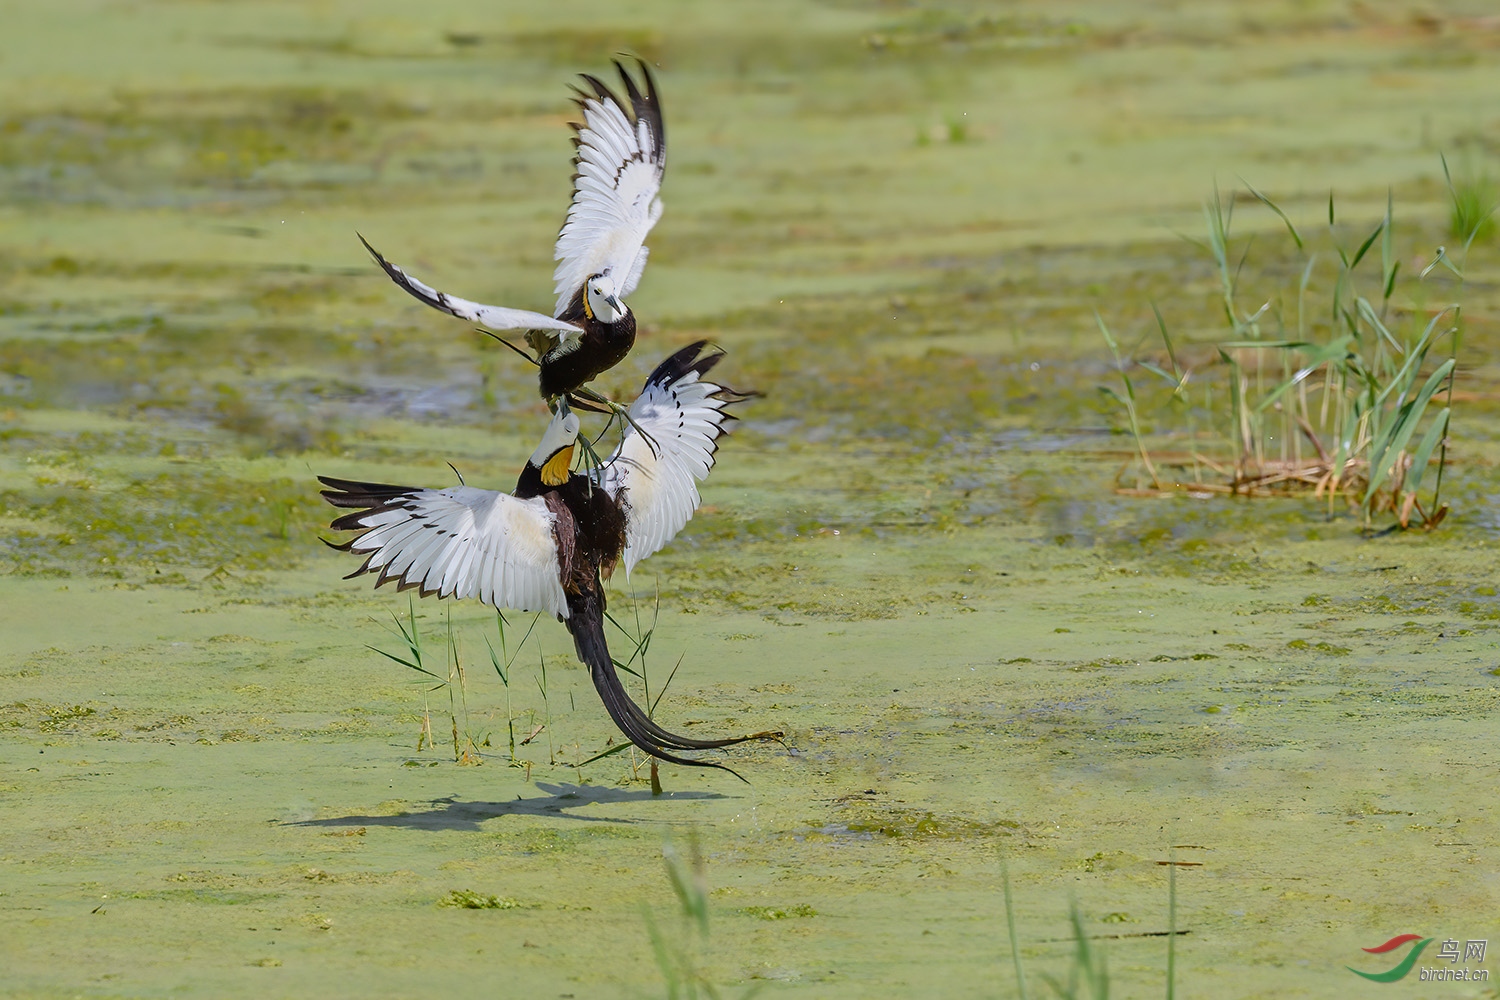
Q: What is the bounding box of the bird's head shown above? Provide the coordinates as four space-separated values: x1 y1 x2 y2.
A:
529 407 581 487
583 272 626 324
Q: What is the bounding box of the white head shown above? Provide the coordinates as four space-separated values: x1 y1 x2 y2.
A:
530 408 581 486
583 272 626 324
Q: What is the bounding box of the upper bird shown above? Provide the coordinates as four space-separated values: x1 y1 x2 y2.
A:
359 59 666 410
319 343 777 775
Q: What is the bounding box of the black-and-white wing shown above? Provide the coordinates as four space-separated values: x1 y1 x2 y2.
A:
595 342 745 574
552 60 666 316
358 235 580 340
319 476 570 619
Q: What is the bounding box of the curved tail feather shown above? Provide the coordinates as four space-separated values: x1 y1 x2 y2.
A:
566 590 780 777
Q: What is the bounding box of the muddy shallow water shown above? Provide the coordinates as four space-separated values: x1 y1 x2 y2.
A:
3 2 1500 998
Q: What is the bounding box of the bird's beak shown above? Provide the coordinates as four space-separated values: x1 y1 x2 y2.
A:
540 444 575 487
604 294 622 315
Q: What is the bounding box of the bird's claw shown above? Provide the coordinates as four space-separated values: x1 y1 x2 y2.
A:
571 388 662 458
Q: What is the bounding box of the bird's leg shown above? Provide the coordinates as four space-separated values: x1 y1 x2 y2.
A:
550 395 600 495
574 434 607 496
571 387 661 458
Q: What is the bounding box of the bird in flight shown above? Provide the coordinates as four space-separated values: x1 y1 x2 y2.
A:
319 343 779 776
359 59 666 416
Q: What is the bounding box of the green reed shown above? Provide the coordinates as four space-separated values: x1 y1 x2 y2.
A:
1098 164 1489 530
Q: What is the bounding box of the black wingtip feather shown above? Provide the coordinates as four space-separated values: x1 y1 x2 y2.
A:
616 57 664 157
353 235 460 319
319 475 423 507
567 58 665 168
642 341 757 404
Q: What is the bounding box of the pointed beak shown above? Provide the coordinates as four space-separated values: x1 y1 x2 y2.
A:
604 294 622 314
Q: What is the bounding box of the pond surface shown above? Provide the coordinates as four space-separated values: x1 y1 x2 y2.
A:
2 2 1499 997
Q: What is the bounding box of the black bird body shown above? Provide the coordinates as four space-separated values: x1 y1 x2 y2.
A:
530 309 637 401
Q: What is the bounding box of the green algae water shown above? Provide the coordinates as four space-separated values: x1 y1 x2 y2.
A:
3 2 1500 997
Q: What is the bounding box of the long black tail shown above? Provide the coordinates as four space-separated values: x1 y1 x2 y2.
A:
566 590 781 779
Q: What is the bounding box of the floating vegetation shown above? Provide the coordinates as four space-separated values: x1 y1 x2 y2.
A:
0 87 427 206
0 467 324 576
841 805 1021 841
738 904 817 921
436 889 530 910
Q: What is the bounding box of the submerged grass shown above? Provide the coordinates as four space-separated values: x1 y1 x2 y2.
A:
484 609 541 763
361 581 715 782
366 597 482 764
1003 851 1183 1000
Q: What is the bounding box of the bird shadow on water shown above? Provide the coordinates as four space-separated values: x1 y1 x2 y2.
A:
291 781 731 833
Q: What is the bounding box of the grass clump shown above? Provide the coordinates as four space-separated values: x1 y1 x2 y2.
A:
369 599 501 767
1097 164 1491 531
1445 154 1497 246
362 579 705 783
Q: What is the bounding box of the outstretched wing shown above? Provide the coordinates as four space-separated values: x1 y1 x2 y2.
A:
359 235 581 340
552 60 666 317
319 476 569 619
595 341 747 574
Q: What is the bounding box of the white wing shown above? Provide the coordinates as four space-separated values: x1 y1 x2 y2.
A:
552 60 666 317
359 235 581 341
320 477 569 619
595 342 744 574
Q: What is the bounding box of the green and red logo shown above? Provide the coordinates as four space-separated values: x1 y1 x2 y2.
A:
1347 934 1433 983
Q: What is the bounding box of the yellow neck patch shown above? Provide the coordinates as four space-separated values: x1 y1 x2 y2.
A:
540 444 574 486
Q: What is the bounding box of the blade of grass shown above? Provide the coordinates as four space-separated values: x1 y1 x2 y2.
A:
1402 406 1451 501
365 644 443 680
1097 312 1161 489
1242 180 1303 250
1365 359 1456 504
1356 297 1405 356
1350 218 1384 270
650 655 687 718
1001 856 1030 1000
579 741 633 766
1150 300 1184 380
1167 853 1178 1000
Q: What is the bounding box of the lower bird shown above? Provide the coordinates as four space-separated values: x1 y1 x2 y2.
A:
319 342 779 776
